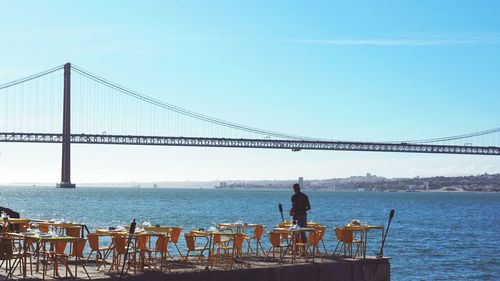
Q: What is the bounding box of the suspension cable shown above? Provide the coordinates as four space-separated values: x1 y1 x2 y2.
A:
72 65 322 141
0 65 64 90
402 127 500 144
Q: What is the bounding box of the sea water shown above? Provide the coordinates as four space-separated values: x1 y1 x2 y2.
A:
0 187 498 281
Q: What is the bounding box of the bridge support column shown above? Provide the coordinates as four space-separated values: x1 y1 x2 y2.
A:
58 62 75 188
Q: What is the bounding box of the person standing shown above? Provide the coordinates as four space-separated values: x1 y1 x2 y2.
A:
289 183 311 242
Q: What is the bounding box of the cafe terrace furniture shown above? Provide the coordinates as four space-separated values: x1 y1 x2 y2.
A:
243 225 266 256
333 227 362 257
52 238 90 279
273 227 317 264
295 229 324 262
4 232 83 280
265 231 287 263
143 226 183 257
333 224 384 259
86 233 110 268
1 218 31 233
95 229 169 274
0 237 26 280
216 223 258 234
312 225 329 256
184 231 209 266
209 232 245 269
153 235 171 272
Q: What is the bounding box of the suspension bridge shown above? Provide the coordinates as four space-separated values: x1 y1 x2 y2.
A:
1 63 499 188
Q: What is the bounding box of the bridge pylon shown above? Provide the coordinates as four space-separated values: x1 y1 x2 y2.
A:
57 62 76 188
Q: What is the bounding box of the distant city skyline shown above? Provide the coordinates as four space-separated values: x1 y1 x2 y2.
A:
1 1 499 184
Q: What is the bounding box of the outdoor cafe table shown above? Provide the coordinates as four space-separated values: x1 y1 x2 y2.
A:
1 218 31 233
273 227 317 263
342 224 384 259
38 221 87 238
5 232 81 278
216 223 258 234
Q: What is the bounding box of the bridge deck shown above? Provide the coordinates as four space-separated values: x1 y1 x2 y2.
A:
1 132 498 155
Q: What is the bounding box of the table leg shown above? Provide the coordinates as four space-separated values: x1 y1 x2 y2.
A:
363 230 368 259
205 235 213 270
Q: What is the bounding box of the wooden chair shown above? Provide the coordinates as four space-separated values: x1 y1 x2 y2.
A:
0 238 16 279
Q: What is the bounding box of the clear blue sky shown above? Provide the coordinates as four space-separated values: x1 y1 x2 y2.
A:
0 1 499 184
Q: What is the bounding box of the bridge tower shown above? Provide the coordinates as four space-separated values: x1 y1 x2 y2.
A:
57 63 76 188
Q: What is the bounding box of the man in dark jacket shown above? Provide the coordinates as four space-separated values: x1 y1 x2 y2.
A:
289 183 311 242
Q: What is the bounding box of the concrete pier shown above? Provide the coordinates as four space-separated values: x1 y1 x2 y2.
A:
1 256 390 281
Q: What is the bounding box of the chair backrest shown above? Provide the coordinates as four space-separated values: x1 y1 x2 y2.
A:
155 235 169 252
169 227 182 243
54 241 68 255
334 227 343 241
136 235 149 251
307 231 320 246
212 233 223 245
268 232 282 247
233 234 245 250
66 226 81 238
87 233 100 250
38 223 49 233
341 229 354 243
0 239 13 260
18 222 30 232
70 239 87 257
184 234 196 250
254 225 265 239
314 226 326 241
111 236 127 255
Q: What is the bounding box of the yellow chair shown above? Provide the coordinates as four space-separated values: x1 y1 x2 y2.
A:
265 232 287 263
184 234 208 265
136 235 154 270
108 236 136 273
65 226 81 238
168 227 183 257
42 241 71 279
333 227 362 258
244 225 265 256
313 225 328 256
154 235 170 272
215 233 245 269
68 239 90 279
295 230 324 262
207 233 227 267
86 233 109 268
